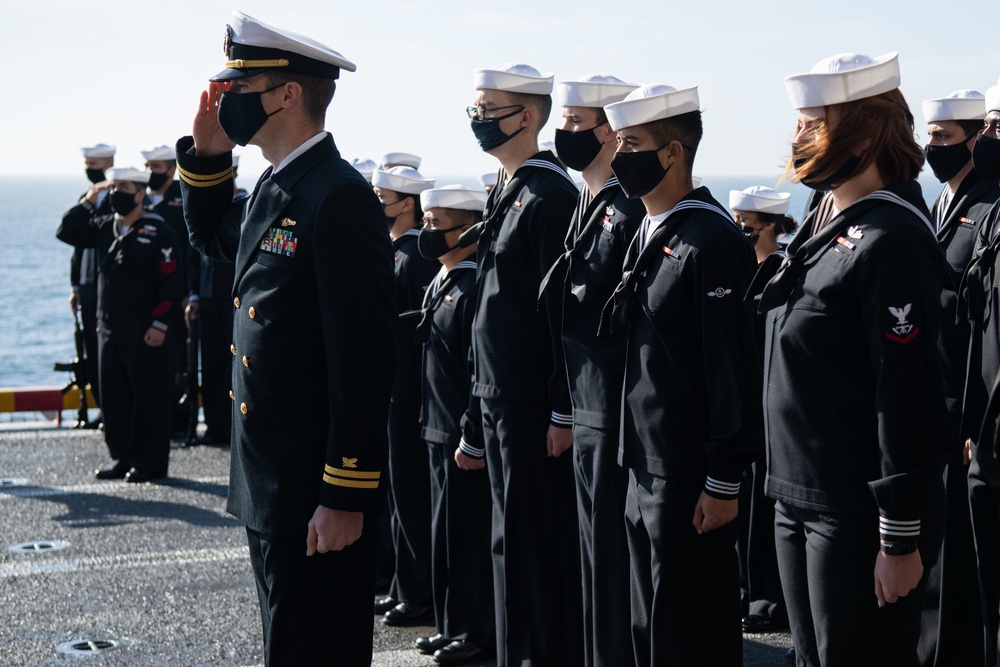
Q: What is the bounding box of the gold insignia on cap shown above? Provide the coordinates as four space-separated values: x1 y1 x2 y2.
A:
223 25 233 58
280 218 297 227
342 457 358 469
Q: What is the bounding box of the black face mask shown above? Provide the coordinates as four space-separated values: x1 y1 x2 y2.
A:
554 126 605 172
972 133 1000 184
739 224 761 247
147 171 171 191
792 146 862 192
86 168 106 184
470 108 524 152
924 139 973 183
610 146 671 199
110 190 139 216
217 84 285 146
418 225 464 260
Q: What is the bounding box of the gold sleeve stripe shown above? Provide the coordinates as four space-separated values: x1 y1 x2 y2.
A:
324 464 380 480
178 166 233 188
226 58 289 69
323 474 379 489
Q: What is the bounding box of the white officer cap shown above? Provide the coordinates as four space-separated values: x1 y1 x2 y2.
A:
604 84 700 132
141 145 176 161
922 90 987 123
729 186 791 215
420 185 488 212
987 77 1000 114
474 63 553 95
371 166 435 195
478 172 498 189
785 52 900 110
380 152 421 169
558 73 638 109
350 158 377 183
212 11 356 82
106 167 150 184
81 144 116 158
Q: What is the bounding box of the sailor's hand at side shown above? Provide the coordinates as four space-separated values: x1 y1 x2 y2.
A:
143 327 166 347
69 291 80 314
306 505 363 554
692 492 738 534
546 424 573 457
193 81 236 157
455 449 485 471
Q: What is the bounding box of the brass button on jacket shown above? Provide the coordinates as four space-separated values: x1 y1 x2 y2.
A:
229 390 235 400
248 306 256 319
240 402 248 415
230 344 237 355
234 296 241 308
242 355 250 367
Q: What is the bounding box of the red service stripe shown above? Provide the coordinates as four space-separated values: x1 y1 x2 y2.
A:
11 387 65 412
151 301 172 318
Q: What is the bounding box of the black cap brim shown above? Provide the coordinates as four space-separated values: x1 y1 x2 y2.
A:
210 67 268 82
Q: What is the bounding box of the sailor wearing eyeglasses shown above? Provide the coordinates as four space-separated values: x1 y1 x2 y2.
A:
461 62 582 666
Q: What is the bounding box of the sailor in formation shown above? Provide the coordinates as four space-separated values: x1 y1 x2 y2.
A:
57 167 183 483
542 72 644 667
371 165 439 626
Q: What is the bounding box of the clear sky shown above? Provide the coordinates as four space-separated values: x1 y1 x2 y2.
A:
2 0 996 183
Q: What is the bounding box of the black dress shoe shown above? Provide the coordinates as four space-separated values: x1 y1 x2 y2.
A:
433 639 494 665
95 461 129 480
785 647 796 664
742 614 787 633
124 468 166 484
374 595 398 615
382 602 432 626
415 633 451 654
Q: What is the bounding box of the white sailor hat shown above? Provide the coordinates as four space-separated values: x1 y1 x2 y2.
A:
604 84 700 132
232 154 241 167
212 11 356 82
729 186 791 215
81 144 115 158
784 52 900 110
558 73 637 109
380 152 421 169
540 140 555 154
420 185 489 212
141 145 175 162
106 167 150 184
987 77 1000 113
478 172 498 189
922 90 986 123
474 63 553 95
350 158 377 183
371 166 435 195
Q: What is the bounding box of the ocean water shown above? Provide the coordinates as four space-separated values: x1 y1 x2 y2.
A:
0 172 940 392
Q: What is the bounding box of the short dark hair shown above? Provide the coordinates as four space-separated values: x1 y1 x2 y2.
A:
264 71 336 126
507 91 552 131
788 88 923 187
758 212 799 236
955 118 985 138
644 110 703 171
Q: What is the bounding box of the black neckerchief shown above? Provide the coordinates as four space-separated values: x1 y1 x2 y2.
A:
537 178 619 305
755 184 934 314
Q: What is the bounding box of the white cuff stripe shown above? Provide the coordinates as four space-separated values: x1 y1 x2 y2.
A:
705 477 741 495
459 438 484 458
150 320 169 332
550 411 573 426
880 518 921 537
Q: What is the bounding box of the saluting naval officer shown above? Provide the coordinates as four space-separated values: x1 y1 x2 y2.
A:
370 165 439 626
413 185 496 665
961 76 1000 666
69 143 116 415
919 89 998 667
598 84 761 666
57 167 184 482
461 62 583 666
174 12 396 666
758 52 951 667
538 72 643 667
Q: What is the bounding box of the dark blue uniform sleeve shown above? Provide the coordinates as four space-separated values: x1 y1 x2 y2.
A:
149 224 185 331
859 226 951 545
314 182 397 512
175 136 242 263
459 286 485 458
56 203 101 249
